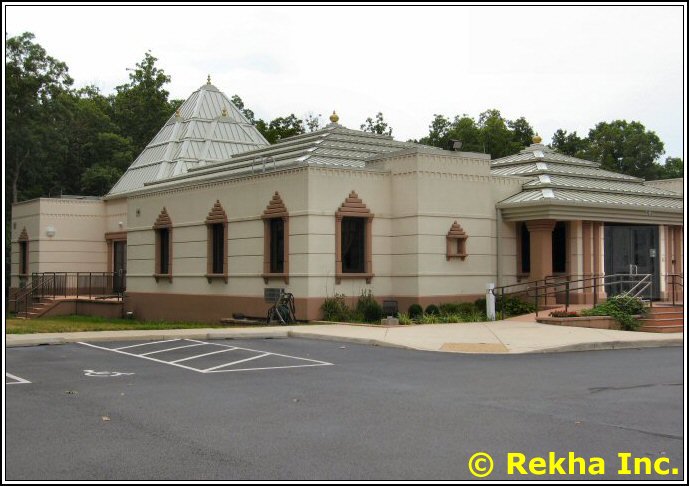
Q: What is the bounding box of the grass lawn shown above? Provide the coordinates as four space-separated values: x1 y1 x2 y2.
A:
4 314 265 334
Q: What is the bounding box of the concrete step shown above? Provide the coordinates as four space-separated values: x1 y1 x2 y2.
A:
638 318 684 327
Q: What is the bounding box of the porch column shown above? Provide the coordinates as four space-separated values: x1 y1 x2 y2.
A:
526 220 556 282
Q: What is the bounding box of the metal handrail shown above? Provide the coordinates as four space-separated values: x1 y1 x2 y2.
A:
666 274 684 307
492 273 654 319
10 272 126 318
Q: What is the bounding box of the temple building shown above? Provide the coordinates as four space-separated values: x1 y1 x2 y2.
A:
10 80 684 321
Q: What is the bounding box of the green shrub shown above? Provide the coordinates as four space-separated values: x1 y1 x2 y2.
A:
463 310 488 322
425 304 440 316
441 313 464 323
580 295 646 331
321 293 351 322
408 304 423 319
397 312 413 325
419 313 442 324
439 302 476 315
476 296 536 318
356 290 382 323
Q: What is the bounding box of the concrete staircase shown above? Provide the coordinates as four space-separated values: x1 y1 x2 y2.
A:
639 305 684 333
14 298 57 319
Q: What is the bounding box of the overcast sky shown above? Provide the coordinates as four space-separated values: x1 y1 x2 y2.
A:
5 4 686 159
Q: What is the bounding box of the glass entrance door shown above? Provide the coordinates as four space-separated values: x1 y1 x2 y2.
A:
604 224 659 299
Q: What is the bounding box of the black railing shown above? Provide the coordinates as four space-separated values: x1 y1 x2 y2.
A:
666 274 684 307
10 272 126 318
492 273 654 320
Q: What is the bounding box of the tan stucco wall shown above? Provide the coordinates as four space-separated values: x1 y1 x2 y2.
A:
10 198 114 288
124 150 525 320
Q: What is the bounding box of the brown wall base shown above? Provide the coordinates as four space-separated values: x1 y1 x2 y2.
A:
124 292 486 323
41 300 124 319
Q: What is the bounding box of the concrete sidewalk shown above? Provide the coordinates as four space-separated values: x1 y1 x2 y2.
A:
5 320 683 354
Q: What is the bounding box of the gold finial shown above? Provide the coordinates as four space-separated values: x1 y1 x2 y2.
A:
175 108 181 118
329 110 339 124
207 74 211 85
221 106 228 117
532 133 542 144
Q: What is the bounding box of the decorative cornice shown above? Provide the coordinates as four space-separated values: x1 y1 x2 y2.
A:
447 221 468 239
336 190 372 218
205 200 228 224
153 207 172 229
262 192 288 219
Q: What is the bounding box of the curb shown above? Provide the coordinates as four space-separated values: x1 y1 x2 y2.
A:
533 339 684 354
288 331 414 350
207 330 288 340
5 336 66 348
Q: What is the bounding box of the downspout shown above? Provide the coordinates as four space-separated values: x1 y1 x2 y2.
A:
496 208 503 287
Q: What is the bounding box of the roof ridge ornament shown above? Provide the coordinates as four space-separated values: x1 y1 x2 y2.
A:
532 133 542 144
207 74 211 85
329 110 339 124
221 106 228 117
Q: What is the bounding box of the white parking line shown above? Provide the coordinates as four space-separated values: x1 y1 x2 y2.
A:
139 343 206 356
79 339 333 374
79 342 210 373
114 339 181 351
6 372 31 385
203 353 271 372
171 347 236 363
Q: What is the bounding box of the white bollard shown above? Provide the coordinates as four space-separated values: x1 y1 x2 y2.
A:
486 283 496 321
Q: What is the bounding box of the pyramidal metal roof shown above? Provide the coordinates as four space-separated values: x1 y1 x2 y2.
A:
107 81 269 197
493 142 683 213
142 122 437 192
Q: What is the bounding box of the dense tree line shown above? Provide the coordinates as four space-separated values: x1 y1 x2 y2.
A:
415 111 682 180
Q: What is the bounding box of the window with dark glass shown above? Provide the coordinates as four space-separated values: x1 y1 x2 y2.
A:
19 241 28 274
520 223 530 274
269 218 285 273
211 224 224 274
552 221 567 273
158 228 170 274
341 217 365 273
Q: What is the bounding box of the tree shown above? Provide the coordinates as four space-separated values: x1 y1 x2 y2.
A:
81 164 124 195
550 129 589 157
361 112 392 136
583 120 665 179
231 94 255 123
5 32 73 204
658 157 684 179
256 114 305 143
112 51 176 154
418 110 533 157
303 112 321 132
508 117 535 149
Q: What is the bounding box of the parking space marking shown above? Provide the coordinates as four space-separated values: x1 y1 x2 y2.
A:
6 372 31 385
114 339 181 351
78 339 333 374
139 343 206 356
203 352 271 372
170 347 237 363
78 341 211 373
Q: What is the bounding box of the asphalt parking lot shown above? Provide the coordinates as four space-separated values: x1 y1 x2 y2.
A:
5 338 685 480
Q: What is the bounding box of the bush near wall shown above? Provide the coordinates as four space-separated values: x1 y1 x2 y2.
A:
320 290 382 324
580 295 647 331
